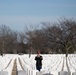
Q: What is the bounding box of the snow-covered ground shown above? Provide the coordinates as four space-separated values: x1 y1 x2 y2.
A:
0 54 76 75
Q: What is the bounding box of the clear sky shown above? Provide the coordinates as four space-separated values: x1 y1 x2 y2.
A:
0 0 76 31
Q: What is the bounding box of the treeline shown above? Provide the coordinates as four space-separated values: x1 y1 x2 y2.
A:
0 18 76 54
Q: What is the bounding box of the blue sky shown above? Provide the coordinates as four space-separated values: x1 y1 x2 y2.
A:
0 0 76 31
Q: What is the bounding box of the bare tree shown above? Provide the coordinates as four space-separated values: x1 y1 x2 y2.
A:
0 25 18 54
25 18 76 54
24 24 39 57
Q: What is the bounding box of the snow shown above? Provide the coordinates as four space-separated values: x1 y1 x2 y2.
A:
0 54 76 75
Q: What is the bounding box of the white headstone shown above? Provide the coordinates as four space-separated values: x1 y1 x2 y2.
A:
0 71 8 75
17 70 26 75
58 71 71 75
72 72 76 75
43 73 53 75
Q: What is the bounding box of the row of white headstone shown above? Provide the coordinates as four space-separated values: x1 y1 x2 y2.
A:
0 54 76 75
